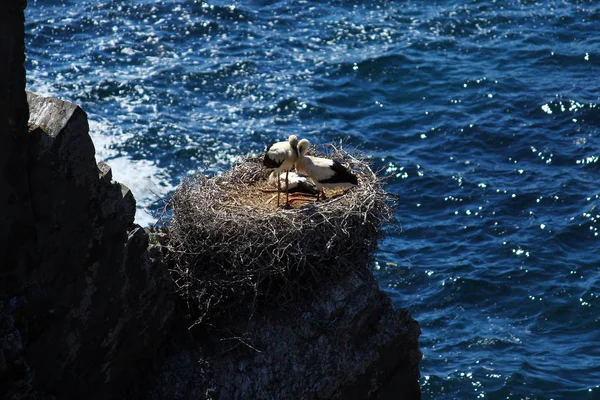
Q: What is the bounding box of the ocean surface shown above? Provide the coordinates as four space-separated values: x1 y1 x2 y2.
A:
25 0 600 398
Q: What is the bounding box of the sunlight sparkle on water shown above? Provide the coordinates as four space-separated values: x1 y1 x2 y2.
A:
513 248 530 257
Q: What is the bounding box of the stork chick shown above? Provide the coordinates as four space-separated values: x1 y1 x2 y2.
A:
295 139 358 200
267 170 319 197
263 134 299 207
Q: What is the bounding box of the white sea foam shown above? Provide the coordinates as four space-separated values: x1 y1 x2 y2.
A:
88 119 175 227
27 67 175 228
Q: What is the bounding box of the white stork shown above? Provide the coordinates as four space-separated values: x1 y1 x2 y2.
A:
263 134 299 207
295 138 358 200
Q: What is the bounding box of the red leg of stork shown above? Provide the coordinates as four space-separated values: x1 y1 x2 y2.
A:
276 171 281 207
288 194 318 204
284 169 290 207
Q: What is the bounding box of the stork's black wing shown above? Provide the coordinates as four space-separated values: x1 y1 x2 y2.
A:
320 160 358 185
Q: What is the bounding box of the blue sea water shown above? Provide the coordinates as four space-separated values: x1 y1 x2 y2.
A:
25 0 600 398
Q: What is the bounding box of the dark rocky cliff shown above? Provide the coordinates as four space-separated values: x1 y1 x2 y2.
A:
149 270 421 399
2 88 175 398
0 0 35 296
0 3 421 399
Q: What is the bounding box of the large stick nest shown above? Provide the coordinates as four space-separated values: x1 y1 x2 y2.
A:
165 144 395 327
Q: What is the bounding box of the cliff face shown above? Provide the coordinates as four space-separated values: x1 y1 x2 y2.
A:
0 3 421 399
149 270 421 400
0 0 36 296
1 89 175 398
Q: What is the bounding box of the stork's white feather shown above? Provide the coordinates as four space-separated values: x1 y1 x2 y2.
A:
263 135 299 173
296 139 358 195
263 135 300 207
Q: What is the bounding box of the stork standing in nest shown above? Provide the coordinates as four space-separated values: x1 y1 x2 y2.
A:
263 134 299 207
295 138 358 200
